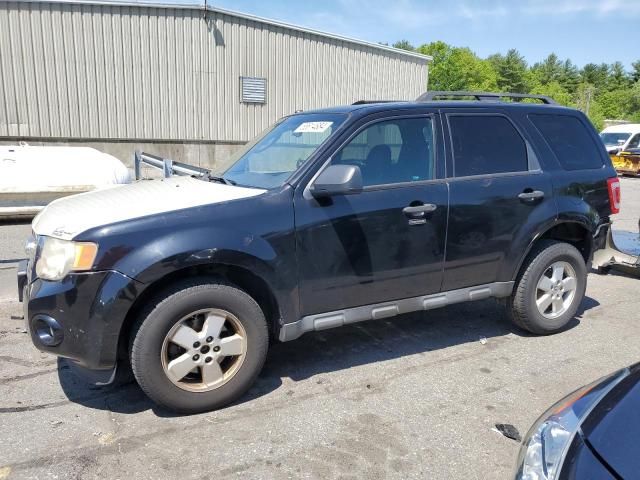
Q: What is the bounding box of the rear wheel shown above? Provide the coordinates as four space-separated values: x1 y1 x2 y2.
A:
130 279 268 413
508 241 587 335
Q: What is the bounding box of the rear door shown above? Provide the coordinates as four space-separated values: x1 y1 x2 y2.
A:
294 111 449 316
441 109 556 290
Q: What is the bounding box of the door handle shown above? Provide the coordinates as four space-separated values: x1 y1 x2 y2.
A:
403 204 437 225
403 204 437 216
518 190 545 202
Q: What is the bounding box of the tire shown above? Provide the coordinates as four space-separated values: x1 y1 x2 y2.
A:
507 240 587 335
130 278 269 413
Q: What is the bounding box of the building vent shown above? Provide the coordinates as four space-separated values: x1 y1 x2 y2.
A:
240 76 267 104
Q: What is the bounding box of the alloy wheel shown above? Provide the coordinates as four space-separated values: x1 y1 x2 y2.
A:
161 308 247 392
535 261 578 319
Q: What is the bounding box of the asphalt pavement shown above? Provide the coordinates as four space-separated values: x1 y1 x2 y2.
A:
0 178 638 480
0 221 30 302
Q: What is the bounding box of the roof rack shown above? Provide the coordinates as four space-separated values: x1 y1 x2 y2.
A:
416 91 557 105
352 100 404 105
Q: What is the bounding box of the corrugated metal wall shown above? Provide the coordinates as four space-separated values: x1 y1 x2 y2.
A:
0 1 429 142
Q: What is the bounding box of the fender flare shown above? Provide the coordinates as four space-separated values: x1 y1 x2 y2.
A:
511 218 594 281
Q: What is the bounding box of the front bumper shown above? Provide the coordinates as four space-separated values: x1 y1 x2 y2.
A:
21 269 142 375
611 154 640 176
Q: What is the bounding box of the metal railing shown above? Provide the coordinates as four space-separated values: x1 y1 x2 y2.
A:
134 151 211 180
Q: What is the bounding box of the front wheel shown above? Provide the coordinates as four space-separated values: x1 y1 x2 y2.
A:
130 279 269 413
507 241 587 335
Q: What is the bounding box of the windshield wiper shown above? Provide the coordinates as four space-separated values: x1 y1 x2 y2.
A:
204 174 236 186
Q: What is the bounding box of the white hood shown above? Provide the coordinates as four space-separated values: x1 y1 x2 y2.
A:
32 176 265 240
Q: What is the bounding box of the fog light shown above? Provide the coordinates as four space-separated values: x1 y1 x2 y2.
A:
32 315 64 346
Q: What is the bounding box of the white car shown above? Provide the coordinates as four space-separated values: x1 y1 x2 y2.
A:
0 145 131 218
599 124 640 154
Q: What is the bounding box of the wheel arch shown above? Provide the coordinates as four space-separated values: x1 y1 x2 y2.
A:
512 220 593 281
116 262 283 363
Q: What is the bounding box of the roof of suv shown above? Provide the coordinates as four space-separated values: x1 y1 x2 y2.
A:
303 101 578 116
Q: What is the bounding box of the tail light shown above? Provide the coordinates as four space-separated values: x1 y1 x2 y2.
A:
607 177 621 214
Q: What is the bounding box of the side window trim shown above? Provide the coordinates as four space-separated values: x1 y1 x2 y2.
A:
303 112 441 198
444 111 538 179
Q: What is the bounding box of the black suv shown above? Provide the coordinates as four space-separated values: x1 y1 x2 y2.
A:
19 91 621 413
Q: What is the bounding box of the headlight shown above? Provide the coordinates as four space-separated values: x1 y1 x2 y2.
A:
35 237 98 281
515 368 629 480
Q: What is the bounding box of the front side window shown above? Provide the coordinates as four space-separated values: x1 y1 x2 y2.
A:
530 114 603 170
331 117 435 187
449 115 528 177
599 132 630 147
223 113 347 189
627 134 640 150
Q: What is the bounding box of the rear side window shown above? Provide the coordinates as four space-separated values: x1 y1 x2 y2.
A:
529 114 603 170
448 115 528 177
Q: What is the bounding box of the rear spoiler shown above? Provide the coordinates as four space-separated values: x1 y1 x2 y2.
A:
134 151 210 180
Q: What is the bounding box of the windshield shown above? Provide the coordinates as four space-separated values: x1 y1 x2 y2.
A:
600 132 631 146
222 113 348 189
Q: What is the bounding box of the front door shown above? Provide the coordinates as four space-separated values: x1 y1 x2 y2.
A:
294 113 449 317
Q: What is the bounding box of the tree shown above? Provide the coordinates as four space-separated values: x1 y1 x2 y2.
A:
632 60 640 83
607 62 632 91
580 63 609 89
631 82 640 122
595 89 633 119
531 53 563 85
560 60 580 94
529 55 580 97
530 81 572 106
393 37 640 128
488 49 529 93
417 41 449 67
392 40 415 51
418 41 497 92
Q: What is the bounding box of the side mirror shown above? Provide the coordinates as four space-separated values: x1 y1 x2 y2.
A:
310 164 363 198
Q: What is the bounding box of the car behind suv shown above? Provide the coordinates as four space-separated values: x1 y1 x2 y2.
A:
19 91 621 413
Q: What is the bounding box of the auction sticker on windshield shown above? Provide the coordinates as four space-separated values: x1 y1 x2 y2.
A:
294 122 333 133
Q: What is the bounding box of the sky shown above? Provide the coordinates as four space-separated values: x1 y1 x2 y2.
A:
201 0 637 68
